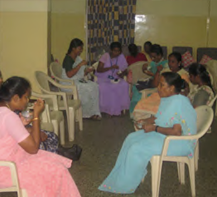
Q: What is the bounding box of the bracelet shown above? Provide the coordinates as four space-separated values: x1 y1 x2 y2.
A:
32 117 39 121
155 126 159 132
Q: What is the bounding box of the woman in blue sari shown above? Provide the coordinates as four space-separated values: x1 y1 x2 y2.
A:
98 72 197 194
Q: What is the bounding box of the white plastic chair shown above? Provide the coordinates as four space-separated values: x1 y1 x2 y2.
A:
49 61 74 85
31 92 65 145
34 71 82 142
206 93 217 134
0 161 28 196
149 105 213 197
127 61 150 84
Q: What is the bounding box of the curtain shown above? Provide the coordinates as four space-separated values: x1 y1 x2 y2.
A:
87 0 137 61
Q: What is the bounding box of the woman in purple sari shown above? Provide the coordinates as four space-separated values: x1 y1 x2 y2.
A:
96 42 130 115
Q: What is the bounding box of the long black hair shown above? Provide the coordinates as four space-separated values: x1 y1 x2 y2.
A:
67 38 83 54
128 43 138 57
188 63 212 88
0 77 31 102
161 72 186 94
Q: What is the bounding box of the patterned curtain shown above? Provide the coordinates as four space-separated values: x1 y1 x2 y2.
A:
87 0 137 62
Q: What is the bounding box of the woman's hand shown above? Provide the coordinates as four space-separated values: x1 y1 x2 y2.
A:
142 63 148 71
143 124 155 133
172 124 182 136
33 99 45 117
111 65 119 70
144 70 154 76
79 60 87 67
85 67 95 73
157 65 163 72
40 131 48 142
19 113 33 126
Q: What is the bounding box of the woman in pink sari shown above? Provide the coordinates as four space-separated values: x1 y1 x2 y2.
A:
0 77 81 197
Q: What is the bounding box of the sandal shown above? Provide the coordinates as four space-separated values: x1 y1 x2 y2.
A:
90 115 102 121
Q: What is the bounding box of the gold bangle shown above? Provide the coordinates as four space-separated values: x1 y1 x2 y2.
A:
32 117 39 121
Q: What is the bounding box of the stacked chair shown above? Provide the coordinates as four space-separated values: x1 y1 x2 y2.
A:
34 68 83 142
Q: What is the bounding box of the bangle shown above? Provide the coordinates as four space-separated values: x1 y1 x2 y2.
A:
155 126 159 132
32 117 39 121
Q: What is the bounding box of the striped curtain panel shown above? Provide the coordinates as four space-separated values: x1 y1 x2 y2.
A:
87 0 137 62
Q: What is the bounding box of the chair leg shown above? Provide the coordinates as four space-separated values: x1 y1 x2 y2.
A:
177 162 185 184
150 156 161 197
51 120 58 136
207 126 212 133
21 189 28 197
188 158 196 197
177 163 181 183
59 120 65 145
194 143 199 171
78 107 83 131
69 108 75 142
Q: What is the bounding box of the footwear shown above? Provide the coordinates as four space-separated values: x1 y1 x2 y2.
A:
90 115 101 121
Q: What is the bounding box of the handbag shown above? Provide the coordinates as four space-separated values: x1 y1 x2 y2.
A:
58 144 82 161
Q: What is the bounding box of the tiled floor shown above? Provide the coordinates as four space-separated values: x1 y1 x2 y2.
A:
1 113 217 197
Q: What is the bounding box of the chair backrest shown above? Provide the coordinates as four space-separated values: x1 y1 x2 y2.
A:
172 46 193 55
195 105 213 138
161 46 167 60
127 61 150 84
34 71 51 92
197 47 217 62
50 62 62 79
208 94 217 107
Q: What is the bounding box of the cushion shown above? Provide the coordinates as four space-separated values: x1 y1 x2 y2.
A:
182 51 196 67
199 54 212 65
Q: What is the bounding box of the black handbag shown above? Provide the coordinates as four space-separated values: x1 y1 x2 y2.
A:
58 144 82 161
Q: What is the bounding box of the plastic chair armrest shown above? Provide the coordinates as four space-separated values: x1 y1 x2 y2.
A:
161 134 199 157
32 91 59 110
53 76 74 85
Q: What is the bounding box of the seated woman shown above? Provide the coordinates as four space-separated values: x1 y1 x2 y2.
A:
0 71 59 153
98 72 196 194
0 77 81 197
136 44 168 91
129 44 169 117
131 52 187 118
95 42 130 116
133 62 214 121
126 43 147 66
143 41 152 62
188 63 214 107
61 38 101 120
